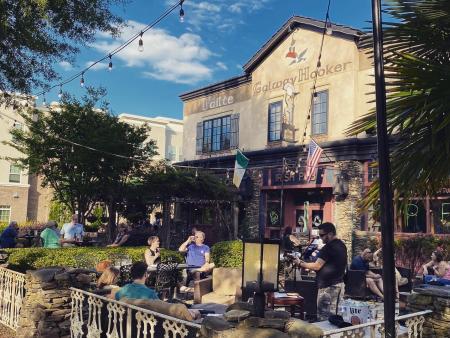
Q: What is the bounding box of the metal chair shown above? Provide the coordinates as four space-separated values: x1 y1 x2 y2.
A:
154 261 179 300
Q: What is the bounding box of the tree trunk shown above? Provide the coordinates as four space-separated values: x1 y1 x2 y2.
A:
107 199 117 244
160 200 171 248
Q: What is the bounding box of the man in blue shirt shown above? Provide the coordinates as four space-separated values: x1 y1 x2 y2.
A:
350 248 384 300
179 231 212 286
60 214 84 247
115 262 159 301
0 221 18 248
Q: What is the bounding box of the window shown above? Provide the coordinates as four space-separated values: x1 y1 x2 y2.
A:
11 122 23 142
168 145 177 162
431 198 450 234
312 90 328 135
202 116 231 152
368 163 378 182
0 206 10 223
9 164 21 183
268 101 282 142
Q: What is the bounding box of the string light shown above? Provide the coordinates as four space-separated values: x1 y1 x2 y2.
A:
80 73 85 87
195 169 198 178
58 86 63 98
101 157 105 162
108 55 113 72
42 96 47 107
71 146 74 153
179 0 185 23
138 32 144 52
313 92 319 103
33 0 185 99
226 170 230 179
326 14 333 35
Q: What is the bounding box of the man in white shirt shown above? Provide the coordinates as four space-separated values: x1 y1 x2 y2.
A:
60 214 84 247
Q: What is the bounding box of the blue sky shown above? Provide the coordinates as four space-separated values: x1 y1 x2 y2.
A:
47 0 373 119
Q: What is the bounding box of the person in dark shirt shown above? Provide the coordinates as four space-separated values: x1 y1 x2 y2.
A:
350 248 384 300
295 222 347 321
0 221 19 248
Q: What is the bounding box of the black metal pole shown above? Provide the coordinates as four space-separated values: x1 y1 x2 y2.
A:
371 1 396 337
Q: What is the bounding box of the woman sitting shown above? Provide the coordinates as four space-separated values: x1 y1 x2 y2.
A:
107 223 131 247
422 250 450 285
96 266 120 299
144 236 161 266
40 221 61 248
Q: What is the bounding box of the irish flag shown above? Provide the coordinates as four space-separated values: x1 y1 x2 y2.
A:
233 149 249 188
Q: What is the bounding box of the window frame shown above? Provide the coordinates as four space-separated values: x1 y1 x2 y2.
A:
9 164 21 183
202 115 232 153
311 90 329 135
0 205 11 223
268 101 283 142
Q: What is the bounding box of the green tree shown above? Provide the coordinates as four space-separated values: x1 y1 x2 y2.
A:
347 0 450 209
0 0 125 94
8 88 157 230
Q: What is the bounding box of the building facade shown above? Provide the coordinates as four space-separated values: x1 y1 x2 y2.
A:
179 16 450 251
118 114 183 163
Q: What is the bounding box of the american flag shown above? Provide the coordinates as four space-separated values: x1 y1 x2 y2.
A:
305 139 323 181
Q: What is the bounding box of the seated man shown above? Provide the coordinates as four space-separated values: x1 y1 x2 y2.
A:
115 262 159 301
179 231 213 286
0 221 19 248
350 248 384 300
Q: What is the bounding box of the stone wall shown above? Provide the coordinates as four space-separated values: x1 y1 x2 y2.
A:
243 171 262 239
333 161 364 260
16 267 93 338
406 285 450 337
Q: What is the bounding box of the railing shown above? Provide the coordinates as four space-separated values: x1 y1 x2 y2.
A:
70 288 201 338
0 267 26 330
322 310 432 338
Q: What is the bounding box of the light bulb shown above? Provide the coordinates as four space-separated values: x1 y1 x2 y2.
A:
226 170 230 179
138 32 144 52
195 169 198 178
108 55 112 72
58 86 63 98
317 60 321 68
43 97 47 106
326 21 333 35
179 7 185 22
313 92 319 103
80 73 85 87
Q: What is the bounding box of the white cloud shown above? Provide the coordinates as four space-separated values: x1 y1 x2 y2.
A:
85 61 108 71
166 0 273 32
91 20 214 84
216 61 228 70
59 61 73 71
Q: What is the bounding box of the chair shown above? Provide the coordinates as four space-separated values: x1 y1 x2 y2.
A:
194 267 242 305
154 261 179 300
285 278 318 321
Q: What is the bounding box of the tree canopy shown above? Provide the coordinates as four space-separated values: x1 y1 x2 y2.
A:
347 0 450 208
8 88 157 220
0 0 125 94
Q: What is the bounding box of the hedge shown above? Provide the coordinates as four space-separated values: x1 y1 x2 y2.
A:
3 239 245 273
210 240 243 268
4 247 184 273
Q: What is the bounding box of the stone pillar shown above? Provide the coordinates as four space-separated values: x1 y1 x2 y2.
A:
244 171 262 239
16 267 93 338
406 286 450 337
333 161 364 260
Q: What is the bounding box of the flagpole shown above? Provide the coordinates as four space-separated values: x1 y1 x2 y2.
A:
280 157 285 239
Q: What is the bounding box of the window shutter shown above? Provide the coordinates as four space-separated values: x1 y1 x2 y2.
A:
230 113 240 149
196 122 203 155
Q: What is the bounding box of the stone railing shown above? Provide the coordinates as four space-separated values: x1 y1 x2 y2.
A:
0 266 26 330
321 310 432 338
70 288 201 338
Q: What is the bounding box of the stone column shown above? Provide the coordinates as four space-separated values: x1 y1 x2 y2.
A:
16 267 93 338
244 171 262 239
333 161 364 260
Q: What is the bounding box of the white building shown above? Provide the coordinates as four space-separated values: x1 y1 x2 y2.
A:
118 114 183 163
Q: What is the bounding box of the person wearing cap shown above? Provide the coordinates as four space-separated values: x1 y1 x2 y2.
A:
40 220 61 248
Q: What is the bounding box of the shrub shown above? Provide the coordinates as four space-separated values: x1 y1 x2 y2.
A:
211 240 243 268
5 247 183 273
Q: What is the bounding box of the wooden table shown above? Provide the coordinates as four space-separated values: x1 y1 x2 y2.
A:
267 292 304 319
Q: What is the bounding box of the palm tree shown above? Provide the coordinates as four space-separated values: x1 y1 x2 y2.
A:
347 0 450 209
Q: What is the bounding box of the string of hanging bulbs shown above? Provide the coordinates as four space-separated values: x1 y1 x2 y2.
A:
286 0 334 176
35 0 186 105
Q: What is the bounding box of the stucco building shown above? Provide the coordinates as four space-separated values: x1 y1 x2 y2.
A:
178 16 450 249
118 114 183 163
